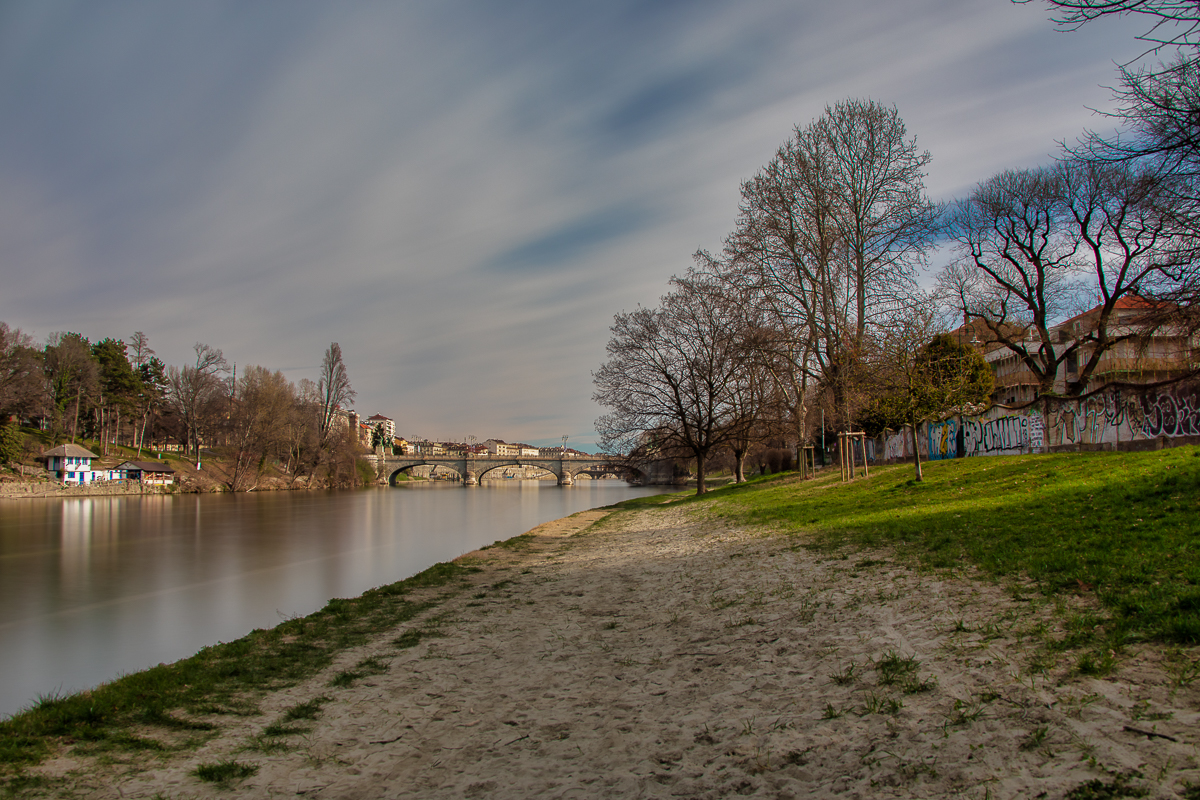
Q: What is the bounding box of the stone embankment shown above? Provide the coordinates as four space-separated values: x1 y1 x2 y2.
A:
0 479 172 499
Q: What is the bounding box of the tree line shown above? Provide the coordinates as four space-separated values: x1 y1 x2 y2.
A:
594 1 1200 492
0 330 363 491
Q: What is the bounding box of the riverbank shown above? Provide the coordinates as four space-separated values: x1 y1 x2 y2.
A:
0 479 175 499
0 453 366 499
4 454 1199 798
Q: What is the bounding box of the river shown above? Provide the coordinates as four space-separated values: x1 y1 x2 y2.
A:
0 480 671 719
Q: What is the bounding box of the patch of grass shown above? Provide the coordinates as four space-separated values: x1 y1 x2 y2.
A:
1165 650 1200 688
873 650 918 685
872 650 937 693
193 759 258 784
254 695 330 744
1063 771 1148 799
0 561 476 770
1020 725 1050 751
708 449 1200 647
948 697 987 726
494 533 536 551
260 720 305 737
860 692 903 715
830 662 858 686
0 772 52 796
1076 649 1118 676
282 696 329 723
328 655 390 688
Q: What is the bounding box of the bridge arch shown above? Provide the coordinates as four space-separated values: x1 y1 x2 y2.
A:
578 461 645 483
387 459 466 486
475 460 563 483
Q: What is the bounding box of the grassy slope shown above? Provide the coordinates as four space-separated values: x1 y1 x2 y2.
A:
696 447 1200 646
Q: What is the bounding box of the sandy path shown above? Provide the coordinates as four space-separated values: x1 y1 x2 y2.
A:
39 502 1200 798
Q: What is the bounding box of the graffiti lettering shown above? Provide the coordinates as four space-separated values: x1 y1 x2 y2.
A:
963 412 1041 457
927 419 957 461
1141 392 1200 438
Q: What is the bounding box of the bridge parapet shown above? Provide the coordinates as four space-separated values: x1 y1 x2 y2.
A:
368 453 654 486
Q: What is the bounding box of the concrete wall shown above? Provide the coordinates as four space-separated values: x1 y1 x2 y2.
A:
874 382 1200 463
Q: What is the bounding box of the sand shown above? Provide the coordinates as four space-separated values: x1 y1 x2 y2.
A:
28 499 1200 798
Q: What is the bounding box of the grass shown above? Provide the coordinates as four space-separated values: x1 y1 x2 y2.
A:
704 448 1200 647
193 758 258 784
0 560 477 775
1063 771 1148 799
328 655 391 688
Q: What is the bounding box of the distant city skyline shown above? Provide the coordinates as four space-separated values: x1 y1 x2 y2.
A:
0 1 1151 448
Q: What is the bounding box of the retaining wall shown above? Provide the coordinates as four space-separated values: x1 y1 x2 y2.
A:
874 381 1200 464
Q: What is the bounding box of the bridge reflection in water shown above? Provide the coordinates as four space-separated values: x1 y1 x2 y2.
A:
367 453 648 486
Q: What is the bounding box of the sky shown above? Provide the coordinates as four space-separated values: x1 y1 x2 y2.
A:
0 0 1156 449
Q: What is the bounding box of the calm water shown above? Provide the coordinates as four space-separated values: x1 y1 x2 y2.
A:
0 481 670 718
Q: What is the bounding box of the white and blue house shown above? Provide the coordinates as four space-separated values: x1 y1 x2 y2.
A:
40 444 106 484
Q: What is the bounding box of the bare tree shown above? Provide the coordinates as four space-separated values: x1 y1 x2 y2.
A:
126 332 159 455
281 378 323 483
225 366 296 491
1027 0 1200 179
821 99 941 342
723 100 939 432
0 323 48 421
317 342 355 447
594 276 749 495
128 332 153 372
1028 1 1200 53
167 343 229 464
1026 0 1200 341
940 157 1194 396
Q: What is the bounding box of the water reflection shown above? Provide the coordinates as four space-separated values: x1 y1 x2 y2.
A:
0 482 668 718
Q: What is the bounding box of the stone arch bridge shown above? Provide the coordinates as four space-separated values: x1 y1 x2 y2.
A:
368 453 651 486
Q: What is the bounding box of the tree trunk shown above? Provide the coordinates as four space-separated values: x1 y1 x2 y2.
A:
137 409 149 458
910 422 923 482
695 450 707 495
71 389 82 443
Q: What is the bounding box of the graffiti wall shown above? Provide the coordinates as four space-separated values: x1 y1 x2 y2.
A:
1041 386 1200 448
962 407 1044 457
926 418 958 461
869 385 1198 463
882 426 926 461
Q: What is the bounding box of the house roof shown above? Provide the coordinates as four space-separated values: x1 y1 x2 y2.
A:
1055 295 1168 330
40 444 98 459
366 413 392 421
114 461 176 473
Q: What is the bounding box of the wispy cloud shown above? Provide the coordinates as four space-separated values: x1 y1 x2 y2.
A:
0 0 1151 447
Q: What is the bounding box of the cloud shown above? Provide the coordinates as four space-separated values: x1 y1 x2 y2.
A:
485 205 655 273
0 0 1154 447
